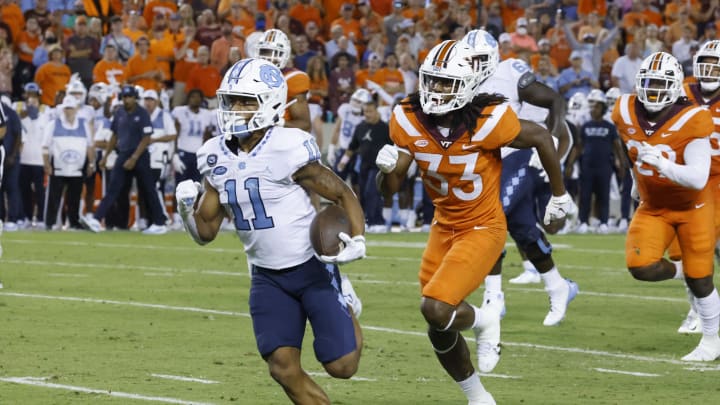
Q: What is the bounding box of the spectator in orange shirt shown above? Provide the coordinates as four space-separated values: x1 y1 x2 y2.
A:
358 0 385 39
185 46 221 107
34 44 71 106
226 0 254 37
290 0 322 30
356 52 384 89
211 19 244 72
1 0 25 44
172 25 200 107
500 0 524 31
577 12 607 43
123 11 147 45
668 9 698 44
332 3 363 46
13 17 41 98
530 38 558 75
93 43 126 85
149 15 175 86
126 36 163 92
376 52 405 97
143 0 177 28
304 21 326 55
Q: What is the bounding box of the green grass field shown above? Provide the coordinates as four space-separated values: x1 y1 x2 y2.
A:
1 230 718 404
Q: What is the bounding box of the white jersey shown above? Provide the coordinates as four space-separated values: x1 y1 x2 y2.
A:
42 116 92 177
148 107 177 170
16 103 49 166
335 103 365 149
172 106 215 153
197 127 320 269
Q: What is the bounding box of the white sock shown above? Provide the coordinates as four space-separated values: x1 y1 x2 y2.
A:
382 207 392 223
671 260 684 279
685 283 698 313
523 260 538 274
484 274 502 293
458 372 487 401
471 305 485 329
399 209 409 224
695 289 720 337
541 267 564 291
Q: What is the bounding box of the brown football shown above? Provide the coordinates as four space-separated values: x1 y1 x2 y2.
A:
309 205 352 256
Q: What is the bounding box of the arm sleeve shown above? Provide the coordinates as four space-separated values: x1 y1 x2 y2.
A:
660 138 711 190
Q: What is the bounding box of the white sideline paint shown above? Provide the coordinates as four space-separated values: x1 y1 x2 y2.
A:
593 368 661 377
150 374 220 384
2 258 688 303
0 292 697 368
46 273 89 278
0 376 215 404
307 371 377 382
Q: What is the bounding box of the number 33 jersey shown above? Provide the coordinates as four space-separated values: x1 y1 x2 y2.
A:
389 102 521 228
197 127 320 269
612 94 713 211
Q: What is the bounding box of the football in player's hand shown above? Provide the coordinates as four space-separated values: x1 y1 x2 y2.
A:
543 217 566 235
310 205 352 256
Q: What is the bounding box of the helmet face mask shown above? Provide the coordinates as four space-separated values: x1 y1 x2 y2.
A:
216 58 288 140
636 52 683 113
694 41 720 92
460 29 499 94
255 29 291 69
419 40 476 115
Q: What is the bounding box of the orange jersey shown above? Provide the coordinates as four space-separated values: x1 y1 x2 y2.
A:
612 94 713 211
126 53 162 91
284 69 310 101
683 82 720 178
34 62 71 106
93 59 126 84
390 102 521 228
185 64 222 98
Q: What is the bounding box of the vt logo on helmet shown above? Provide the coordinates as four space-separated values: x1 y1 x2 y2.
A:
216 58 288 139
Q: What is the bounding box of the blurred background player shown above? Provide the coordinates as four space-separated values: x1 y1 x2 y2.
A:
16 82 48 228
0 96 8 268
612 52 720 362
463 29 579 329
178 58 365 404
376 40 574 404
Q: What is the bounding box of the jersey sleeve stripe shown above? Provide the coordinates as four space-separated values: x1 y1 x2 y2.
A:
284 71 304 81
392 104 422 137
668 106 705 131
619 94 633 126
471 103 508 142
713 117 720 126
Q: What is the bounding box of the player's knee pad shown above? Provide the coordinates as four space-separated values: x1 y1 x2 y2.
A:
522 235 553 264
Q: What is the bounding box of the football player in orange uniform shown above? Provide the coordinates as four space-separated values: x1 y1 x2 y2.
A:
254 29 312 133
668 40 720 334
376 40 574 404
612 51 720 361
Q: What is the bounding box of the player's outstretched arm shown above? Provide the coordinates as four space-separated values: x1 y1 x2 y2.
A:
376 145 413 197
293 161 365 237
176 178 225 245
518 81 571 160
284 94 312 132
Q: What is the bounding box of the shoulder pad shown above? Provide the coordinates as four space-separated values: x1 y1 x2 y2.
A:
517 72 536 90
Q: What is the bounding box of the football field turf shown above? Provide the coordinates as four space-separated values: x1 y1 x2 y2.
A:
0 230 718 404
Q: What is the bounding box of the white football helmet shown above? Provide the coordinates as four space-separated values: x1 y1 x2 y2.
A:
350 88 372 115
636 52 683 113
245 31 264 59
587 89 606 104
255 29 291 69
66 78 87 103
216 58 288 139
419 40 476 115
88 83 109 104
605 87 621 107
461 29 499 92
693 40 720 92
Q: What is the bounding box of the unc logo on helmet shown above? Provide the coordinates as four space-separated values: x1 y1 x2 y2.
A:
216 58 288 140
461 29 500 92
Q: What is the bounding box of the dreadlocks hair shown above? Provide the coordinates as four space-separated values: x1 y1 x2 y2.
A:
401 91 508 134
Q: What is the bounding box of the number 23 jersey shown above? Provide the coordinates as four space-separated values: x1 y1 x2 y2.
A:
390 102 521 228
197 127 320 269
612 94 713 211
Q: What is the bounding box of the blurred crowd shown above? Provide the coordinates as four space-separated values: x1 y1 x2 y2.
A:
0 0 717 232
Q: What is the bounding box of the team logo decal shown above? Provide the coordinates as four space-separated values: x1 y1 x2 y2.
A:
414 140 429 147
212 166 227 176
207 154 218 167
60 150 82 164
627 128 636 135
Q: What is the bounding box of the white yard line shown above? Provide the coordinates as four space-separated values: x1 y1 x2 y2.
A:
46 273 89 278
306 372 377 382
0 376 215 404
593 368 661 377
150 374 220 384
0 291 694 368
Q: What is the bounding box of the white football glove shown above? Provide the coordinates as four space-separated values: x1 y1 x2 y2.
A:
528 150 549 182
320 233 366 265
637 141 670 173
172 154 186 174
376 144 399 174
543 192 577 225
176 180 201 216
326 143 337 167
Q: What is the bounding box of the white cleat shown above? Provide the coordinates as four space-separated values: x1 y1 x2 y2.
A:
597 224 609 234
677 309 702 334
79 214 102 233
142 224 168 235
616 218 628 233
682 336 720 361
575 223 588 234
474 302 502 373
468 391 496 405
543 279 579 326
341 275 362 318
509 270 541 284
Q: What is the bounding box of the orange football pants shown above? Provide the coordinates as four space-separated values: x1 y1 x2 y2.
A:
667 177 720 262
419 221 506 306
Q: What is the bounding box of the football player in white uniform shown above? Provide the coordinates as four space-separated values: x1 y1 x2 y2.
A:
176 58 366 404
327 88 372 192
462 29 578 336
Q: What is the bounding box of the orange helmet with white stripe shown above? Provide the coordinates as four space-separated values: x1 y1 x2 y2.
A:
255 29 291 69
418 40 476 115
693 40 720 92
635 52 683 113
